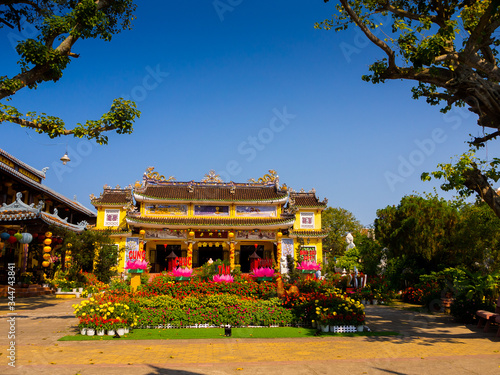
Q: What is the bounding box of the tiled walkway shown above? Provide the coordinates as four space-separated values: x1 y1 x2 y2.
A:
0 296 498 374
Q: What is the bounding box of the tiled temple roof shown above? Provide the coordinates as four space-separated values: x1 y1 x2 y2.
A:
126 214 295 229
0 192 88 232
289 229 329 238
288 190 327 209
91 187 133 206
134 184 288 203
0 149 96 217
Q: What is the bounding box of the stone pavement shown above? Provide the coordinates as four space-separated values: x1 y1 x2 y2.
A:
0 296 498 375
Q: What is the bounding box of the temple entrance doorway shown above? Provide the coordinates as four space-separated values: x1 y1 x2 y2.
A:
197 245 223 266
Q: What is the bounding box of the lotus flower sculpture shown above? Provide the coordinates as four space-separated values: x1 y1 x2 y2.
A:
172 267 193 277
212 274 234 283
251 267 275 278
126 259 148 270
296 261 321 271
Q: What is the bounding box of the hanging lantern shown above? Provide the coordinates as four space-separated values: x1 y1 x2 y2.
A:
8 229 16 235
19 233 33 244
139 229 146 235
42 261 50 267
189 230 195 237
277 232 283 238
14 233 22 241
32 232 38 239
0 232 10 240
215 242 220 247
43 253 51 260
228 232 234 238
43 246 51 253
38 234 45 242
8 236 17 244
0 242 4 251
45 232 52 238
44 238 52 246
66 250 71 255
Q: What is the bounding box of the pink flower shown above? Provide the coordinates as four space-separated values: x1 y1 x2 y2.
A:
212 274 234 283
172 267 193 277
251 267 275 278
296 261 321 271
126 259 148 270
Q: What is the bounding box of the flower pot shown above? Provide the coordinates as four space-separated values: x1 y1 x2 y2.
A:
256 277 273 282
174 276 190 281
300 270 316 274
127 269 144 274
57 288 62 293
372 299 378 305
124 327 130 334
116 328 125 336
80 328 87 335
86 328 95 336
72 288 77 293
320 324 329 333
96 329 105 336
78 287 83 293
107 329 115 336
357 325 364 332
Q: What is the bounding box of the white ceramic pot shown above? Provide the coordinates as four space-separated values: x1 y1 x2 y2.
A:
320 324 329 333
80 328 87 335
96 330 105 336
107 329 115 336
357 325 364 332
124 327 130 334
117 328 126 336
86 328 95 336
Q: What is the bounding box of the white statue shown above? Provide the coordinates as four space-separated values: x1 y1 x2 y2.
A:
346 232 355 250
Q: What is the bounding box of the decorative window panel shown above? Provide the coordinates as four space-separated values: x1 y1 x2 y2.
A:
104 209 120 226
300 212 314 229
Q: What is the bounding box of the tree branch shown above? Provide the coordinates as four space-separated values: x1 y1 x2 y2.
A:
339 0 396 69
463 164 500 218
470 130 500 146
463 0 498 57
378 2 444 27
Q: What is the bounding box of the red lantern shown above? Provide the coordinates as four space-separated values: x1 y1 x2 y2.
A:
8 236 17 244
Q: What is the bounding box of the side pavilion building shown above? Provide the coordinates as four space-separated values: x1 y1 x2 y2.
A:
90 169 328 273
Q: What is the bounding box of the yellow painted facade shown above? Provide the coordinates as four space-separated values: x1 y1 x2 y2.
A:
91 170 327 273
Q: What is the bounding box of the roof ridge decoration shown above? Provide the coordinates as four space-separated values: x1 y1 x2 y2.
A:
202 170 223 183
144 167 176 183
248 170 279 185
0 192 44 213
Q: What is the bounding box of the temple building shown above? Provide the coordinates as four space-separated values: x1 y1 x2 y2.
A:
0 148 96 282
90 168 328 273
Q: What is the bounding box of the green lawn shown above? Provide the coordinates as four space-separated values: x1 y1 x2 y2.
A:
59 327 400 341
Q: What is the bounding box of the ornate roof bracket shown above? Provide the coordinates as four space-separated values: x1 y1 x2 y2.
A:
0 192 44 213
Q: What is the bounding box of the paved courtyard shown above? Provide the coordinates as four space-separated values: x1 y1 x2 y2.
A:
0 296 499 375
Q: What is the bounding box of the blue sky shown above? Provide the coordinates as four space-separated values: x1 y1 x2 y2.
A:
1 1 490 226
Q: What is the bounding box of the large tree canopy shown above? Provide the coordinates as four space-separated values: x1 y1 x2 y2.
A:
0 0 140 144
317 0 500 217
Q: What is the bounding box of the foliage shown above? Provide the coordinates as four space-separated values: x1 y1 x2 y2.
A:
0 0 140 144
138 277 277 300
355 232 384 276
375 194 459 270
317 0 500 217
284 254 302 284
197 259 230 281
335 246 361 272
321 207 362 256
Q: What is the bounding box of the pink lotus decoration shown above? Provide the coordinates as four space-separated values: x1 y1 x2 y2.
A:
296 261 321 271
126 259 148 270
251 267 275 278
212 274 234 283
172 267 193 277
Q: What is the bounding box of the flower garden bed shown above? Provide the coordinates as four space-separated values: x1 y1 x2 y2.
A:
73 278 367 334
